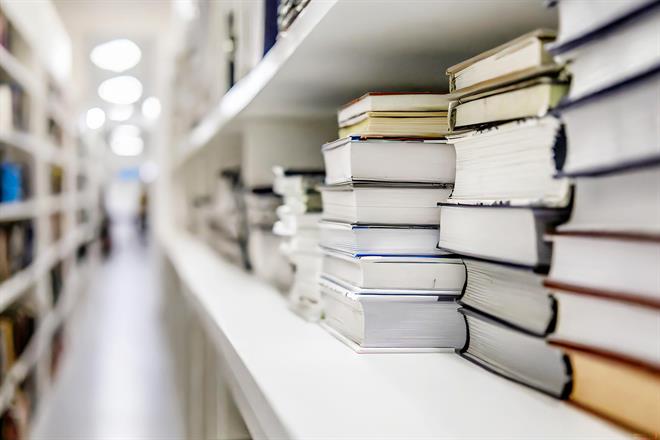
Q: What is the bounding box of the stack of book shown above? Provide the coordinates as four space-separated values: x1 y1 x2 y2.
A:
272 167 325 320
0 83 28 132
207 169 249 268
0 159 28 203
438 32 574 396
319 92 467 352
0 304 36 380
542 1 660 436
244 186 294 290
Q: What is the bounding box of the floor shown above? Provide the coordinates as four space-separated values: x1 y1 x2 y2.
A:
32 219 185 439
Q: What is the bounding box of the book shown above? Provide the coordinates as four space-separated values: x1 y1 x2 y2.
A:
248 226 293 290
460 259 555 336
1 162 24 202
550 0 656 52
321 278 466 350
450 78 568 130
448 117 570 207
548 287 659 368
561 344 660 437
338 111 450 139
320 182 450 225
546 232 660 306
320 221 443 256
446 29 558 94
557 68 660 176
559 164 660 235
550 3 660 100
438 204 570 269
459 308 571 398
337 92 450 125
321 136 455 185
321 249 465 292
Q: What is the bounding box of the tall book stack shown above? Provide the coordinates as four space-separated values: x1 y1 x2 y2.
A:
439 32 574 396
318 93 467 352
272 167 325 320
542 1 660 435
244 186 293 290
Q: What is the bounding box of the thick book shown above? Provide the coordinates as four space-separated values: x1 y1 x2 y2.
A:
546 232 660 306
448 116 570 207
548 287 660 369
321 278 466 350
551 4 660 100
446 29 558 94
438 204 570 269
549 0 657 54
321 136 455 185
321 249 465 292
459 308 572 398
561 344 660 437
557 67 660 176
450 77 568 130
560 163 660 235
337 92 450 125
320 221 443 256
461 259 555 336
320 182 450 225
338 111 450 139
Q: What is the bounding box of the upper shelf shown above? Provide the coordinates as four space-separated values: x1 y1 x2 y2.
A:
162 229 625 439
0 45 41 97
177 0 557 166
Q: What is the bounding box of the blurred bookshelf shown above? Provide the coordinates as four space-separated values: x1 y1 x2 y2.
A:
156 1 655 439
0 0 101 434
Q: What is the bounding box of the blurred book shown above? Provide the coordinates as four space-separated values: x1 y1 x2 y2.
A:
321 277 465 352
320 182 450 225
322 136 455 185
320 222 442 257
549 1 660 100
337 92 450 138
322 250 465 293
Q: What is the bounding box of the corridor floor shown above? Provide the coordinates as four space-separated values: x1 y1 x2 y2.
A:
32 220 184 439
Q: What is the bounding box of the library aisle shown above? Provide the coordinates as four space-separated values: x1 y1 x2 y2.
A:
31 219 184 439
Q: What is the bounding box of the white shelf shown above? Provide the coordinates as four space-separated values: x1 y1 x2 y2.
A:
161 228 626 439
0 265 36 313
0 200 37 220
0 131 67 166
0 45 41 98
177 0 556 167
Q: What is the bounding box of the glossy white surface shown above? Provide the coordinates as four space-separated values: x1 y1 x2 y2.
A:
163 228 626 439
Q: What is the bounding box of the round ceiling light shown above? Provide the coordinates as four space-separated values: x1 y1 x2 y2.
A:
90 39 141 72
98 75 143 105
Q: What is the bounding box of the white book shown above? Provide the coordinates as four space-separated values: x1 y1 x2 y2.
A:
320 221 443 256
322 250 465 292
547 233 660 304
0 85 13 132
320 278 466 350
555 6 660 100
320 182 450 225
449 117 571 207
337 92 449 125
322 136 455 185
552 0 655 49
461 259 554 336
560 165 660 235
560 70 660 176
446 29 557 93
549 289 660 368
438 205 570 268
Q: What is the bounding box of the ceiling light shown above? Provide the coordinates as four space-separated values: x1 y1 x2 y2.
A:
142 97 161 120
90 39 141 72
85 107 105 130
98 76 143 105
110 134 144 157
108 105 134 122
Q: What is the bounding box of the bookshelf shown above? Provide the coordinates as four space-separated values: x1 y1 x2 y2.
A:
160 2 633 438
0 0 100 431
